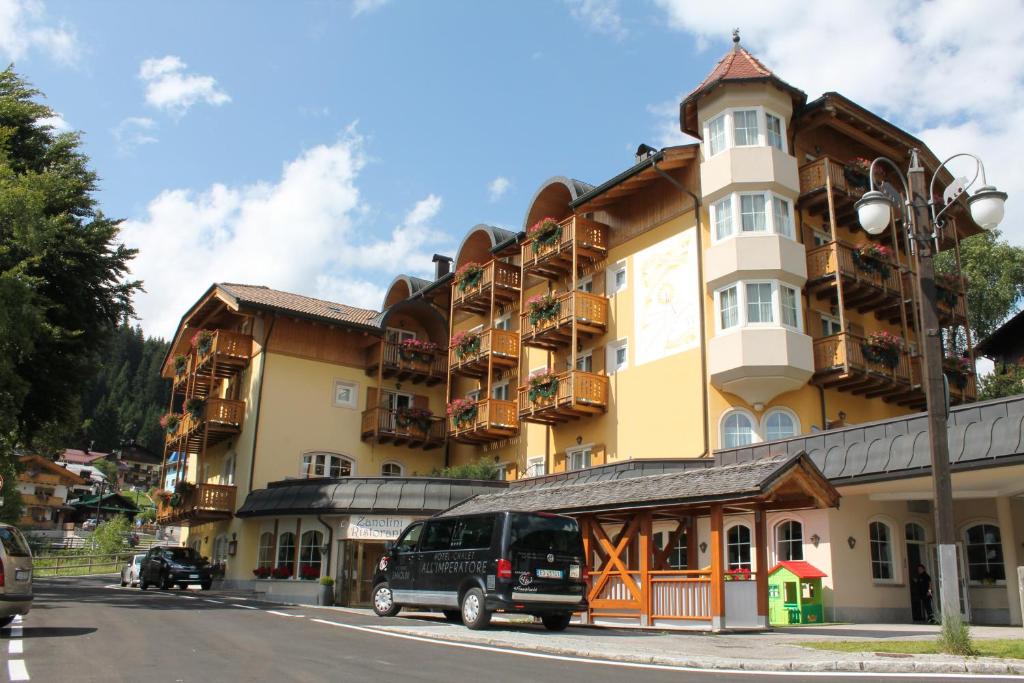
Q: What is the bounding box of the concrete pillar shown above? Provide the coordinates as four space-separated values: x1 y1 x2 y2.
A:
996 496 1022 626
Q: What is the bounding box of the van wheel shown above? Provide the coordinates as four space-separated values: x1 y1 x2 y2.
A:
0 616 13 628
120 578 128 587
201 581 212 591
442 610 461 623
139 578 148 591
161 574 173 590
372 582 400 617
460 588 491 630
541 613 572 631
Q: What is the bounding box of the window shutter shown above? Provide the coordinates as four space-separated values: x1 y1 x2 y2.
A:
413 394 429 409
552 452 567 473
366 386 378 408
591 444 606 466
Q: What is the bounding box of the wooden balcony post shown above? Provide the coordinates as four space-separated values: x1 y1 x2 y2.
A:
639 511 651 626
754 506 769 628
710 503 724 631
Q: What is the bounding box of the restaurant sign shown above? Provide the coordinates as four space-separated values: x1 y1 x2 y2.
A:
339 515 416 540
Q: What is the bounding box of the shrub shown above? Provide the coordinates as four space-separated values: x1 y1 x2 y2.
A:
430 457 501 480
939 612 976 656
93 516 133 555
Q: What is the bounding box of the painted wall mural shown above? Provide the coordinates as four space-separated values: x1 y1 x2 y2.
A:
633 227 700 366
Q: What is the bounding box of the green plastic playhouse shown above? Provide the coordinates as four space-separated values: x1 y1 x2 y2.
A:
768 560 826 625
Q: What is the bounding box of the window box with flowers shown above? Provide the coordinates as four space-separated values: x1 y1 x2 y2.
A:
455 262 484 292
526 293 560 327
935 273 961 308
271 566 293 580
172 354 188 378
861 330 903 370
396 406 434 433
844 157 881 190
451 330 481 359
192 329 214 357
447 398 478 427
528 217 562 254
851 243 893 278
398 338 438 363
528 371 560 404
725 568 753 582
252 566 272 579
944 356 973 390
184 397 205 421
159 412 182 436
300 565 321 581
169 480 195 508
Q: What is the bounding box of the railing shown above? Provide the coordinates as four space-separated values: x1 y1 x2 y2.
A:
521 216 609 270
371 340 447 381
650 569 713 620
157 483 236 523
517 370 609 414
806 241 902 294
195 329 253 368
451 260 521 308
448 328 519 372
447 398 519 437
520 291 608 343
813 332 912 384
798 155 857 196
593 571 641 603
361 406 446 444
172 355 192 392
169 398 246 445
912 357 978 403
33 552 138 577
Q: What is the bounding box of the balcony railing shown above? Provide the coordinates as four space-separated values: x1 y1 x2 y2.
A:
193 329 253 378
521 216 609 281
171 354 193 395
448 328 519 378
360 406 446 450
812 332 914 400
165 398 245 451
520 291 608 350
798 156 870 228
157 483 237 527
518 370 609 424
451 260 521 315
908 358 977 407
806 241 904 317
447 398 519 444
365 340 446 386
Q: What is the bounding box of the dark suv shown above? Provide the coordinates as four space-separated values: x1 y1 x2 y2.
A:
372 510 587 630
139 546 213 591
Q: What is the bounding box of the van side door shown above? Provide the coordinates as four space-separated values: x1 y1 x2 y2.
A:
387 522 422 603
416 518 458 606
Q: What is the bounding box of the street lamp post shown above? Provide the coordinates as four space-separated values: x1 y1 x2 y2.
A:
854 149 1008 622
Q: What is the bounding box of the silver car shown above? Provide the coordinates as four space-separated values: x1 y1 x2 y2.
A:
0 523 33 627
120 553 145 587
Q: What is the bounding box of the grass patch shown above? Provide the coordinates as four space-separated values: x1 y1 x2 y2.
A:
800 639 1024 659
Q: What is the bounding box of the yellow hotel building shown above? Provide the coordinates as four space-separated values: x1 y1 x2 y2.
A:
158 39 1024 627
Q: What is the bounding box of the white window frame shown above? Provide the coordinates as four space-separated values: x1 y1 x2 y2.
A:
719 408 759 449
811 228 832 247
725 522 753 571
576 274 593 293
869 519 898 584
466 388 481 402
386 327 416 343
715 284 740 332
570 349 593 373
775 518 804 562
567 445 592 472
495 462 509 480
732 109 760 147
962 521 1006 585
772 196 794 239
381 461 403 477
703 106 789 158
706 113 726 157
526 456 546 478
300 452 355 479
493 313 512 331
333 379 358 409
745 281 775 325
761 408 800 442
766 112 784 151
779 284 801 330
712 196 733 240
819 313 842 337
606 260 627 295
491 378 510 401
606 338 628 375
710 190 797 245
222 453 235 486
714 280 804 334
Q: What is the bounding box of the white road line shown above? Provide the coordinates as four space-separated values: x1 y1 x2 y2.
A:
266 610 303 618
308 619 1015 680
11 625 22 638
202 599 224 604
9 639 22 654
8 659 28 681
231 604 259 610
13 615 22 624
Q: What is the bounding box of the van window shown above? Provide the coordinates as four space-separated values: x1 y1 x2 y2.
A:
0 527 31 557
394 523 422 553
420 519 457 552
451 516 495 550
509 514 582 554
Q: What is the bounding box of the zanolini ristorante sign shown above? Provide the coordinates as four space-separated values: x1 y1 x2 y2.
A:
338 515 416 541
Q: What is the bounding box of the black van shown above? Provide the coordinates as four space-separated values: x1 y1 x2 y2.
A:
371 510 587 630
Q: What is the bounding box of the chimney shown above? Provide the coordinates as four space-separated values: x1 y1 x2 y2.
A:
635 143 657 164
432 254 453 280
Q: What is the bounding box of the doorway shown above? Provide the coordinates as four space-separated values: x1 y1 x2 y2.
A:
905 523 929 621
338 540 388 607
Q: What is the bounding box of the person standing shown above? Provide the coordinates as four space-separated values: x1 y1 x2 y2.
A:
911 563 935 623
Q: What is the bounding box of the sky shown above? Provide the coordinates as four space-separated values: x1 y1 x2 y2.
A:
4 0 1023 339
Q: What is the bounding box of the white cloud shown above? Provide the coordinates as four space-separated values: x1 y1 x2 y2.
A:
487 176 511 202
352 0 390 17
139 55 230 116
112 117 158 155
119 131 448 337
652 0 1024 245
646 100 694 149
0 0 79 65
38 111 69 132
564 0 626 40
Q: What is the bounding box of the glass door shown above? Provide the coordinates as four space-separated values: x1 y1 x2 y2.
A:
339 541 388 607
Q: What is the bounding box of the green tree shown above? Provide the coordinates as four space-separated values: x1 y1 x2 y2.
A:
979 364 1024 401
0 68 140 466
430 457 501 480
92 457 117 485
93 515 132 555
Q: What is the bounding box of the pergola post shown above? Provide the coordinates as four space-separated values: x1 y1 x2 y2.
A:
755 506 769 628
710 503 724 631
639 511 651 627
579 516 592 625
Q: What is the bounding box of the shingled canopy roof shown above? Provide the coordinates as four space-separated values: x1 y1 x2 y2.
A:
218 283 380 329
441 452 837 518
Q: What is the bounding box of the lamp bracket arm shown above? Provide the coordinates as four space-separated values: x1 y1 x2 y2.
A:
929 152 983 226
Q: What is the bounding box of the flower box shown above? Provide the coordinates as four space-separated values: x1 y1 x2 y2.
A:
184 398 205 421
528 217 562 254
725 568 753 582
526 293 560 327
455 262 483 292
451 330 481 359
159 412 182 435
173 354 187 377
300 565 321 581
528 371 559 404
447 398 478 427
396 407 434 433
861 330 903 370
252 566 272 579
398 338 438 363
191 329 214 357
851 242 893 279
943 356 973 390
271 566 293 580
935 273 961 308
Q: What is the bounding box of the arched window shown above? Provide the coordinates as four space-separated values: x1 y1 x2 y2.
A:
721 410 756 448
776 520 803 561
188 537 202 554
301 453 353 479
726 524 752 571
905 522 926 543
869 521 894 580
277 532 296 577
381 462 403 477
299 530 323 580
762 409 798 442
212 534 229 565
965 524 1005 583
257 532 275 569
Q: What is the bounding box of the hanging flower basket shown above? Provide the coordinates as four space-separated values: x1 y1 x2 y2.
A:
943 356 973 390
191 330 214 357
528 371 559 403
860 330 903 370
935 273 961 308
398 338 438 363
455 262 484 292
451 330 481 359
526 293 560 326
159 412 182 435
528 217 562 254
396 406 434 432
851 242 893 278
184 398 205 421
173 354 188 377
447 398 478 427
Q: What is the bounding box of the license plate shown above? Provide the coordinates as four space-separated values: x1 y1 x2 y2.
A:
14 570 29 581
189 574 199 579
536 568 562 579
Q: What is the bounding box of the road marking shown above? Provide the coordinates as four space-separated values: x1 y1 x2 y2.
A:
266 610 304 618
8 659 28 681
13 615 22 624
231 604 259 610
9 639 22 654
202 599 224 604
11 625 22 638
308 619 1015 680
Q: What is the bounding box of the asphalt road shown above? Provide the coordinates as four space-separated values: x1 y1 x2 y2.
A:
0 575 1010 682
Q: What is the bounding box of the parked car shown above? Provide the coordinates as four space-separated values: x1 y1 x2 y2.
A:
0 523 33 627
120 553 146 587
82 518 99 531
139 546 212 591
372 511 587 630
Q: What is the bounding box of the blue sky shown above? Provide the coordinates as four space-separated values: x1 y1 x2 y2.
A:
6 0 1023 337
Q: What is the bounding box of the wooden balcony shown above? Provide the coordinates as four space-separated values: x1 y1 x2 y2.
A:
156 483 236 527
360 406 445 450
448 328 519 379
172 355 192 396
451 260 521 315
192 330 253 387
365 340 446 386
518 370 609 425
520 291 608 350
806 241 904 319
872 272 969 326
521 216 609 281
907 358 977 408
165 398 245 452
812 333 915 402
798 155 868 228
447 398 519 444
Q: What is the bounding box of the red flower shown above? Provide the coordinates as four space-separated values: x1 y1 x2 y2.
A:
528 217 561 237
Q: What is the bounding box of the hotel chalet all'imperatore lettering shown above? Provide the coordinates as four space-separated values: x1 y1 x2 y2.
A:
340 515 416 540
